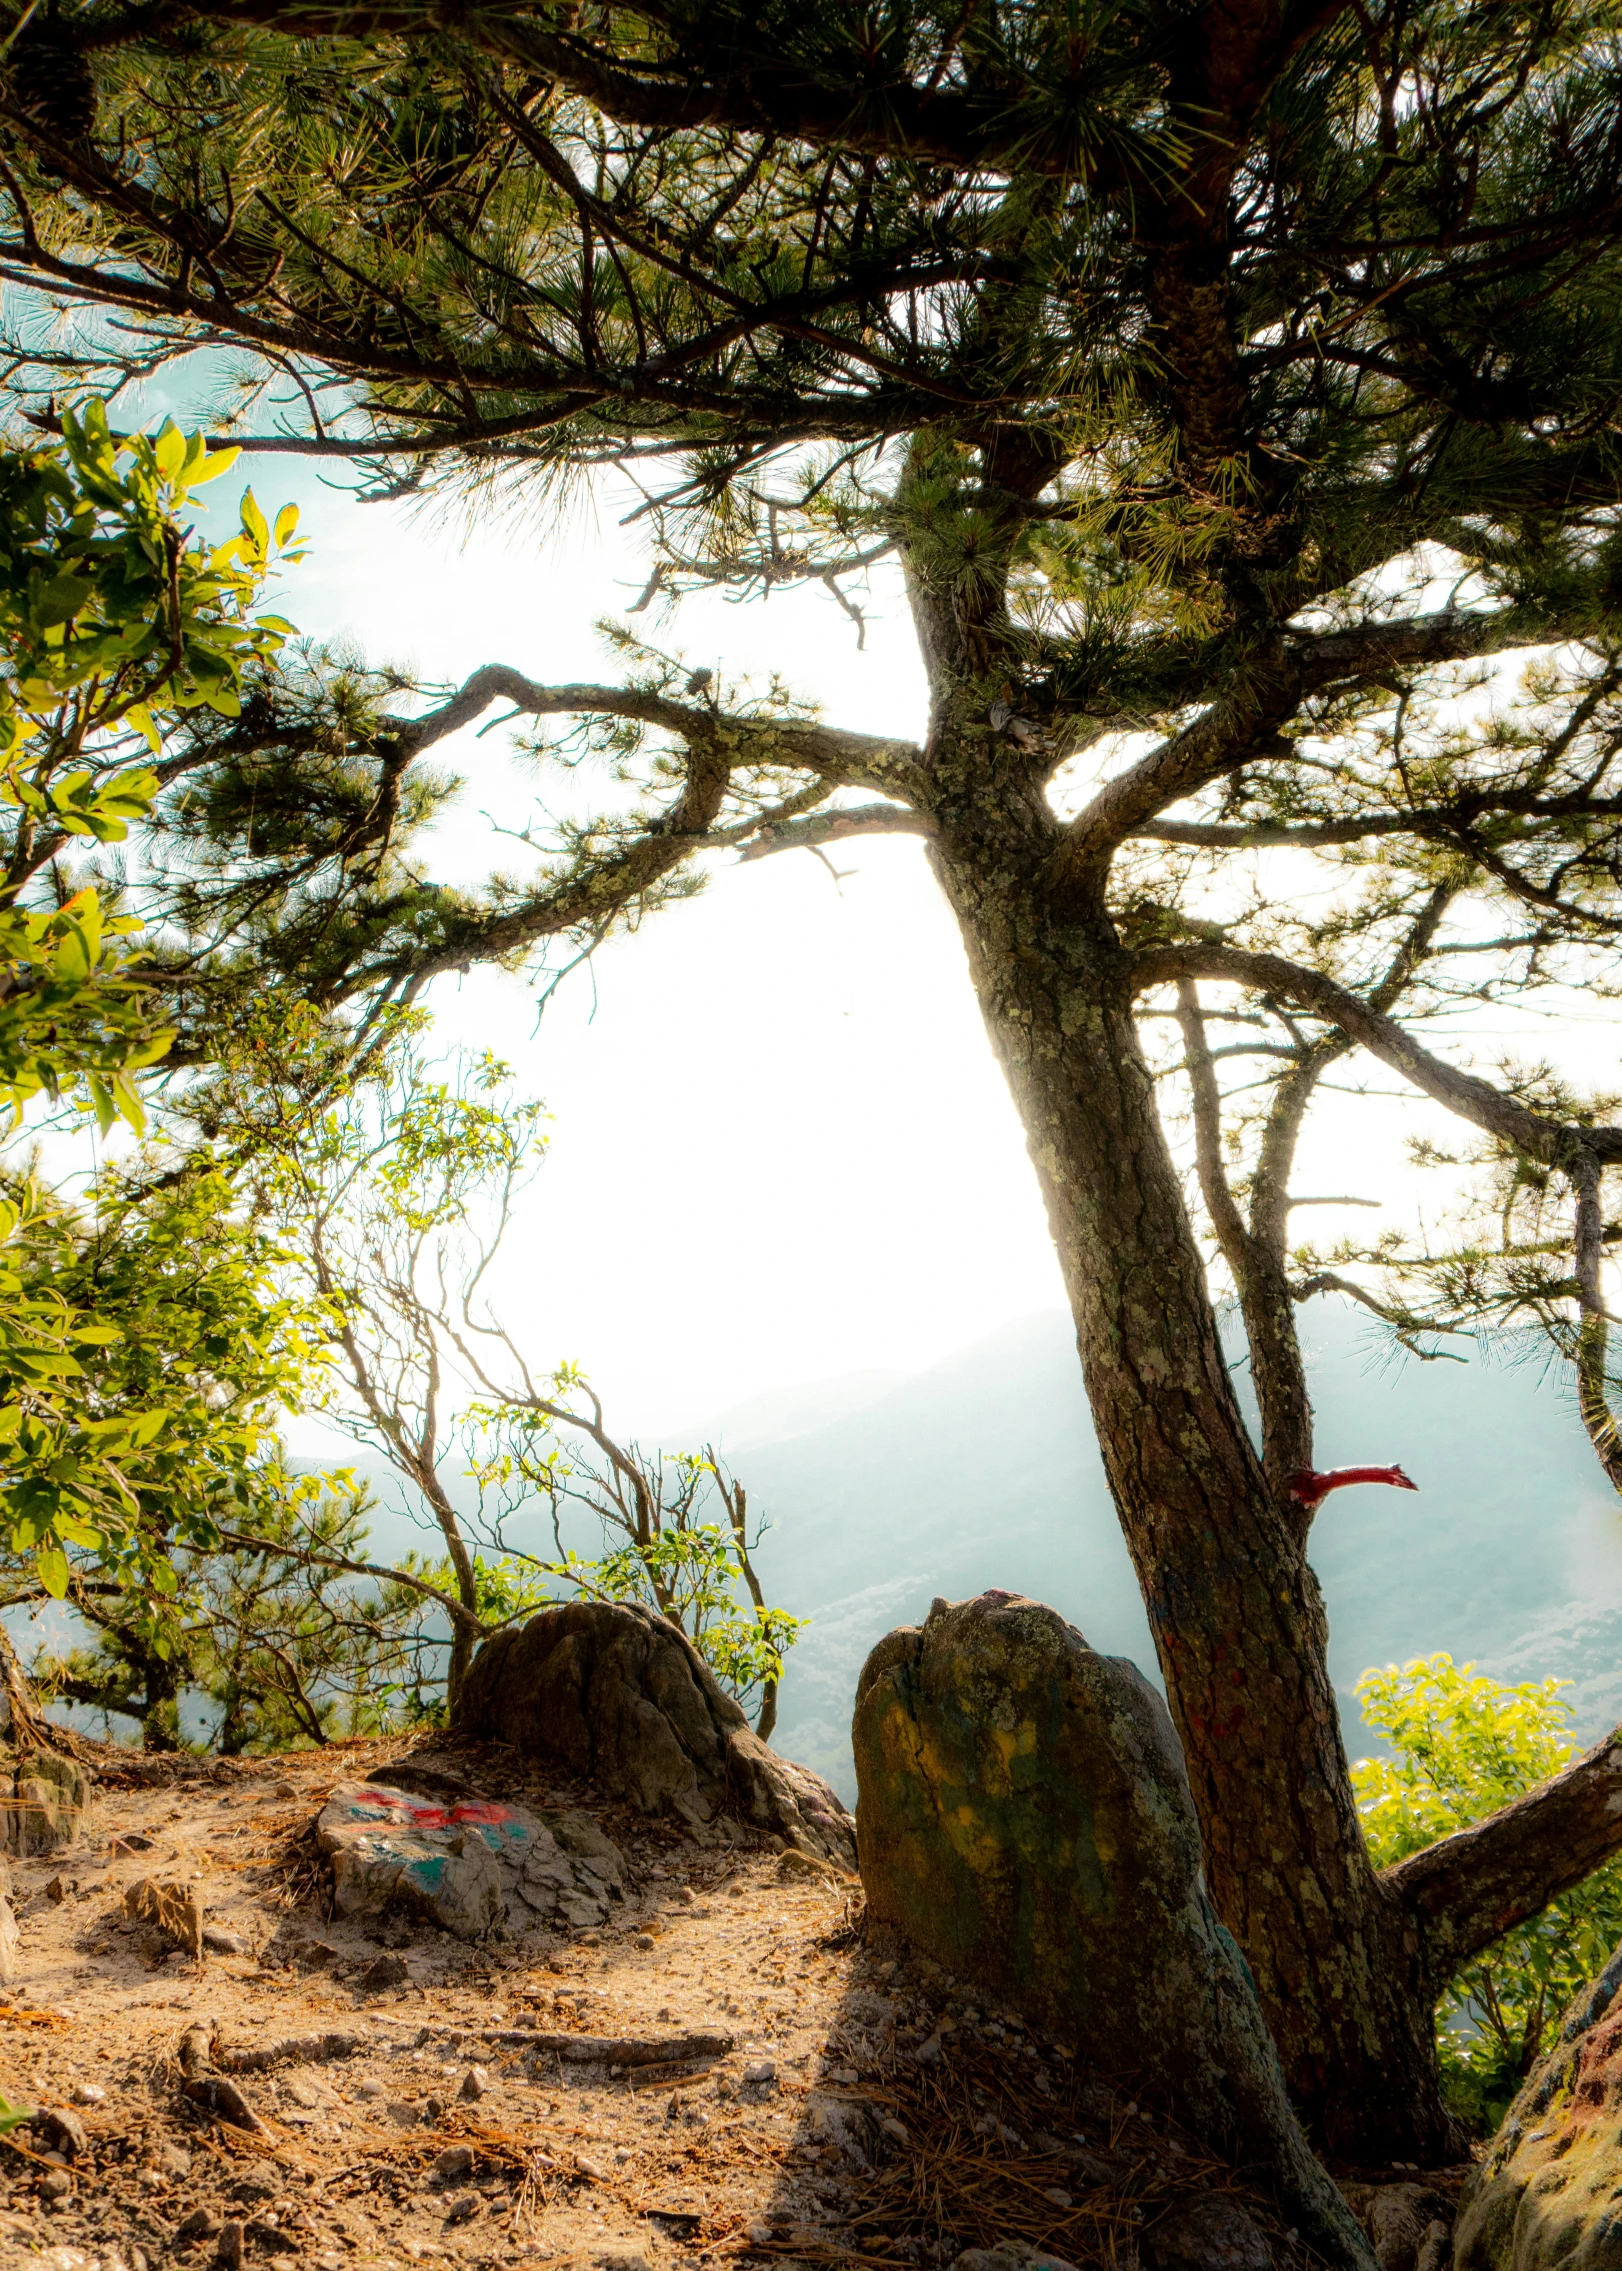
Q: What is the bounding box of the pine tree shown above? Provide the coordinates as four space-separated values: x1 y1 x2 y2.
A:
6 0 1622 2155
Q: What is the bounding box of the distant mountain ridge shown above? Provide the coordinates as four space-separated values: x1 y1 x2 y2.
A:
734 1305 1622 1801
37 1298 1609 1781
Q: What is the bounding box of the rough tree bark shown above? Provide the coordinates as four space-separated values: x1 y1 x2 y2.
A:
901 531 1615 2162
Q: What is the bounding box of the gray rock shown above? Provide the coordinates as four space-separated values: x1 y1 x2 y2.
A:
202 1928 245 1955
1143 2196 1275 2270
852 1593 1375 2271
1366 2185 1451 2271
431 2145 474 2183
28 2104 87 2159
455 1598 855 1866
808 2095 884 2169
953 2249 1080 2271
1456 1935 1622 2270
357 1952 411 1990
458 2065 491 2100
316 1782 628 1943
1415 2224 1451 2271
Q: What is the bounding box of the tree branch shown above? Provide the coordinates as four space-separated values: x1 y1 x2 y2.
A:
734 802 935 861
1133 941 1622 1168
1384 1728 1622 1983
1058 608 1573 881
377 666 925 796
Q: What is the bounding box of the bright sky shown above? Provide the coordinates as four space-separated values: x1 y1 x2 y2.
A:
160 434 1616 1451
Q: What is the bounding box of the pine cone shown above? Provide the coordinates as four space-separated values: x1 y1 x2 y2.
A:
10 19 96 145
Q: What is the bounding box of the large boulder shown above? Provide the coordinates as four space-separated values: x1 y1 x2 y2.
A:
456 1599 855 1867
1454 1937 1622 2271
317 1781 627 1940
852 1592 1374 2271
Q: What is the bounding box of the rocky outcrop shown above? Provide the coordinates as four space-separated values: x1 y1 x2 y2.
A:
456 1600 855 1867
852 1592 1375 2271
316 1781 627 1940
1454 1936 1622 2270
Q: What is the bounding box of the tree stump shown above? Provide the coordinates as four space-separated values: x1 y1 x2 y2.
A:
455 1600 855 1867
852 1592 1373 2271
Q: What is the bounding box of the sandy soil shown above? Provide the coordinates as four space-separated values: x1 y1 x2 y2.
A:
0 1736 1461 2271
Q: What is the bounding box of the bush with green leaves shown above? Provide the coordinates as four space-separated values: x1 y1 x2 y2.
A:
0 403 301 1127
1354 1653 1622 2132
0 410 303 1603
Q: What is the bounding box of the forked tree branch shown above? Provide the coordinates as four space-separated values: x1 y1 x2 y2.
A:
1134 941 1622 1167
375 665 927 796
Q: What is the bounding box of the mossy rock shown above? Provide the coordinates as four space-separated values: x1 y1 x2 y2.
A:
852 1592 1372 2271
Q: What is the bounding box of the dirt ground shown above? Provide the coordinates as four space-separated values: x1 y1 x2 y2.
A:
0 1736 1466 2271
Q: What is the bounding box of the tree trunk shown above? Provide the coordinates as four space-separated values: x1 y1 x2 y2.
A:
928 815 1460 2162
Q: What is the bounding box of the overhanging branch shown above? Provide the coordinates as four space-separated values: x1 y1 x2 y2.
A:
1383 1728 1622 1982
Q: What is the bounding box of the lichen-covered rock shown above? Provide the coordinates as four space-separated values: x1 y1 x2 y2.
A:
456 1599 855 1867
0 1748 90 1855
1455 1938 1622 2271
316 1782 627 1941
852 1592 1374 2271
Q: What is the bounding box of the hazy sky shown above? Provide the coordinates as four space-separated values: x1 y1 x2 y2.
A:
178 438 1611 1451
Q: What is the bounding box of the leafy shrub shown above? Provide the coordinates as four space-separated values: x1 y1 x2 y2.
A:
1354 1653 1622 2132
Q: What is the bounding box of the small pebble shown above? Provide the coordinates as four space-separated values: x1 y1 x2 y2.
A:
432 2146 473 2182
69 2084 104 2107
1044 2187 1074 2207
215 2218 245 2269
38 2169 72 2201
425 2094 447 2120
444 2193 480 2225
355 2080 385 2100
741 2059 776 2087
634 1933 656 1951
458 2065 491 2100
173 2205 223 2243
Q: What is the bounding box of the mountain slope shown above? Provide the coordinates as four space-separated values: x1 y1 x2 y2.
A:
737 1305 1622 1800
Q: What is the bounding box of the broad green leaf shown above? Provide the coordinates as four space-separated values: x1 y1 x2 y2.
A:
187 445 240 486
153 424 187 481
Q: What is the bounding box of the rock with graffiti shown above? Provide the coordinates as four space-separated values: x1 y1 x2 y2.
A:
315 1779 628 1940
